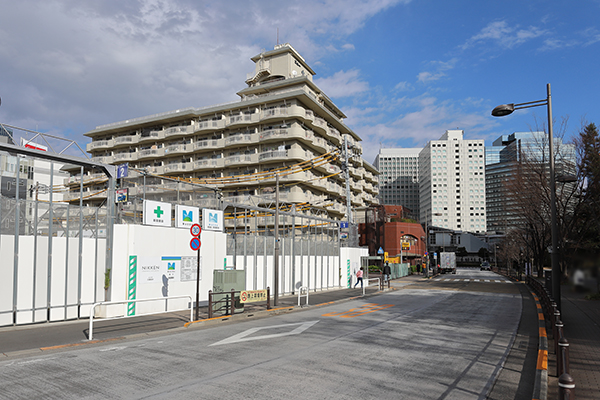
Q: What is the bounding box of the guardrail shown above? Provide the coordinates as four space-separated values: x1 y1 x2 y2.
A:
89 295 193 340
208 288 271 319
526 276 576 399
298 286 309 306
364 278 381 296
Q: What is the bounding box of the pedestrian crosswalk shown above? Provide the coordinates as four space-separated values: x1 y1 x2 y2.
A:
432 278 511 284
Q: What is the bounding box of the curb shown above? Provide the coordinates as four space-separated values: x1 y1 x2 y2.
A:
531 291 549 400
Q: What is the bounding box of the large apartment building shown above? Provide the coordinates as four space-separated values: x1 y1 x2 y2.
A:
419 129 486 233
82 44 378 218
373 148 420 219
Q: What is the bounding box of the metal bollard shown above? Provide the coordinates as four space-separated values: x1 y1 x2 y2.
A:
553 306 560 327
267 287 271 310
558 373 575 399
559 337 570 378
229 289 235 315
555 319 563 356
208 290 213 319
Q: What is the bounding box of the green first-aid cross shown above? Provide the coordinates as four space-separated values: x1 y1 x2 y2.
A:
154 206 164 218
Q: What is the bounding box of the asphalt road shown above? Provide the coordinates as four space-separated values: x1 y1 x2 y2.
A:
0 270 523 400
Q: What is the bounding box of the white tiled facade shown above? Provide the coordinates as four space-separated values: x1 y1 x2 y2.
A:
419 130 486 233
83 44 378 216
374 148 420 218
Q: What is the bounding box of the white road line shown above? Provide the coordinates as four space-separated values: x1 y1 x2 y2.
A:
210 320 320 346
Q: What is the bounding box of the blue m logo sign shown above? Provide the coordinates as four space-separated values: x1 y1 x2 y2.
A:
167 262 175 271
182 210 193 222
209 212 218 223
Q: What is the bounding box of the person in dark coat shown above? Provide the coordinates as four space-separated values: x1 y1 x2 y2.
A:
383 262 391 283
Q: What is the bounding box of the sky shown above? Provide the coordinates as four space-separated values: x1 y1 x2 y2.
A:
1 0 599 163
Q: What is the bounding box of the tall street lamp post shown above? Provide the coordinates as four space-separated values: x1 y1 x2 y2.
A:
491 83 561 311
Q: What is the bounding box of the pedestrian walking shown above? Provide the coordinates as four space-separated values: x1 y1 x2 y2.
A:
383 262 391 283
354 267 364 288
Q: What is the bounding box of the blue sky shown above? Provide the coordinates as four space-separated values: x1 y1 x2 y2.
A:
1 0 598 163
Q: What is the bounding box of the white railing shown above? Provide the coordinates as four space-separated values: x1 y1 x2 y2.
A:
364 278 381 296
88 295 193 340
298 286 309 306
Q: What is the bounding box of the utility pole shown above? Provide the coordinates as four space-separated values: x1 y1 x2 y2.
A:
274 174 280 306
343 136 357 247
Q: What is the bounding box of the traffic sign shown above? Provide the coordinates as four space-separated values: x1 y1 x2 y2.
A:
190 223 201 237
190 237 201 251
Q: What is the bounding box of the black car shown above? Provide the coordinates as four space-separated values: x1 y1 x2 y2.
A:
480 261 491 271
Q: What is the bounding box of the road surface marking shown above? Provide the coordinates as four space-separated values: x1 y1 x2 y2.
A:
322 303 394 318
210 320 319 346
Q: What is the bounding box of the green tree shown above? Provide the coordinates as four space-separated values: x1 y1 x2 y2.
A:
568 123 600 289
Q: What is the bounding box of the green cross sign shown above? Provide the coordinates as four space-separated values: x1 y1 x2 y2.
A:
154 206 164 218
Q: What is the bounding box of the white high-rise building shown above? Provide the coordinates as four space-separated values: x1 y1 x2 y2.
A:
373 148 420 219
419 129 486 233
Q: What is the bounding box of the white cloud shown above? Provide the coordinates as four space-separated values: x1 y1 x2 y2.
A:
315 69 369 98
0 0 409 141
352 95 496 163
394 81 413 92
417 58 458 83
462 20 547 50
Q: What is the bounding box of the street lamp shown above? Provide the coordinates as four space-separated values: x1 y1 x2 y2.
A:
492 83 561 310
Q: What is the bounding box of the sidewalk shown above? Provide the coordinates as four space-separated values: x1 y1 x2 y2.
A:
547 285 600 400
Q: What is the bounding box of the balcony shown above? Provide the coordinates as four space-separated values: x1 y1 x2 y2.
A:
139 130 165 143
164 143 192 156
87 139 114 151
224 154 257 166
259 128 289 141
91 155 114 164
194 138 223 151
227 114 259 127
225 134 255 146
260 107 288 122
113 135 139 146
138 148 164 160
327 127 342 144
114 152 138 162
304 109 315 123
194 158 224 170
258 149 287 162
146 165 165 175
310 135 328 153
311 117 327 135
163 162 193 174
165 125 193 138
196 119 225 132
349 166 362 179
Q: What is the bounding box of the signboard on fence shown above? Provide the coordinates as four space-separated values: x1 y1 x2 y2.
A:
239 290 267 303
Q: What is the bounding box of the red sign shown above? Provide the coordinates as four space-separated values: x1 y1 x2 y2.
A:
190 223 201 237
190 237 201 251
